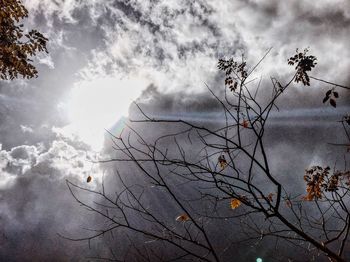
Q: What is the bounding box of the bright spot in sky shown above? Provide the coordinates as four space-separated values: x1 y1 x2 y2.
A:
256 258 263 262
65 76 147 150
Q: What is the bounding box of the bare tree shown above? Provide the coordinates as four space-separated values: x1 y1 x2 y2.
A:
65 48 350 261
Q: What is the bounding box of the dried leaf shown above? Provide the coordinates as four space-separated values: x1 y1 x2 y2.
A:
267 193 274 202
218 155 227 169
87 176 92 183
230 198 242 209
333 91 339 98
285 200 292 208
242 120 249 128
0 1 48 80
176 214 190 222
302 195 314 201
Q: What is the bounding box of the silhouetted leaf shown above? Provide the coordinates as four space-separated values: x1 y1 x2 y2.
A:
322 96 329 103
87 176 92 183
333 91 339 98
288 48 317 86
330 99 336 108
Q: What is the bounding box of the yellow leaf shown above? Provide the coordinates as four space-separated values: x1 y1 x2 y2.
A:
176 214 190 222
230 198 241 209
218 155 227 169
87 176 92 183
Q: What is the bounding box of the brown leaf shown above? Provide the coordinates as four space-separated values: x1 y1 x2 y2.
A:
87 176 92 183
285 200 292 208
302 194 313 201
218 155 227 169
267 193 274 202
230 198 241 209
176 214 190 222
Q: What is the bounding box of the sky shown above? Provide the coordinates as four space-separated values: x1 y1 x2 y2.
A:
0 0 349 261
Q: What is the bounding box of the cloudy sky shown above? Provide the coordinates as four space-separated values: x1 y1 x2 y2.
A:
0 0 349 261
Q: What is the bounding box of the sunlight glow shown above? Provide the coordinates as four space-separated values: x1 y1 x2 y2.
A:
65 76 147 150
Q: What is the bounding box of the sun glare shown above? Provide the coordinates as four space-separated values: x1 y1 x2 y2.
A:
65 76 147 150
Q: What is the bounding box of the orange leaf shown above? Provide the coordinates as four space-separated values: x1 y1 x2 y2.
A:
87 176 92 183
176 214 190 222
230 198 241 209
302 193 314 201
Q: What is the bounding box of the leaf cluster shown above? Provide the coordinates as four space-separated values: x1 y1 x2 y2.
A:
322 89 339 108
217 58 247 92
0 0 48 80
288 48 317 86
303 166 350 201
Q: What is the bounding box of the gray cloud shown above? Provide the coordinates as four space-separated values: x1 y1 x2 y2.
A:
0 137 104 260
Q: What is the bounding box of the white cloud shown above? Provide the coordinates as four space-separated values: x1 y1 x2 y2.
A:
0 139 101 189
20 125 34 133
36 53 55 69
23 0 79 24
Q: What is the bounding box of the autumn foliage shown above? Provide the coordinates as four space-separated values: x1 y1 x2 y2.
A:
303 166 350 201
0 0 48 80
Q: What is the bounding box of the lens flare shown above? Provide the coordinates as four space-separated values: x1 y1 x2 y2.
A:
65 76 147 150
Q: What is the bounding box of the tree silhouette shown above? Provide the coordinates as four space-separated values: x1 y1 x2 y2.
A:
0 0 48 80
66 49 349 261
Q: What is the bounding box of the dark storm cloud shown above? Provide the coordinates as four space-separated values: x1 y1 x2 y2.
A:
100 111 347 261
134 84 222 114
